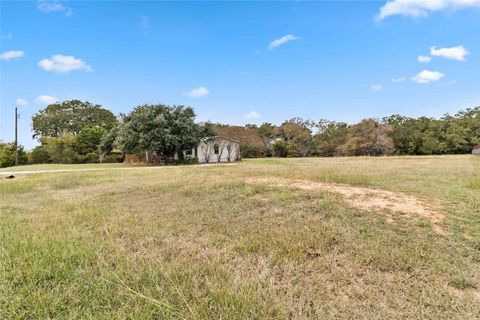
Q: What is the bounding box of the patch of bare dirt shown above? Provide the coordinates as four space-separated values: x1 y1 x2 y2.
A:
448 286 480 302
246 177 446 235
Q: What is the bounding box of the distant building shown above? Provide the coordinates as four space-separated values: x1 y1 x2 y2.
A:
183 136 241 163
473 144 480 155
124 136 241 164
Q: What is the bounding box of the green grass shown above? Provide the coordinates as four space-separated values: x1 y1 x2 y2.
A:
1 155 479 319
0 162 124 172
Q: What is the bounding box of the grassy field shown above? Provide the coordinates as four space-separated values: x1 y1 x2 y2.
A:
1 155 479 319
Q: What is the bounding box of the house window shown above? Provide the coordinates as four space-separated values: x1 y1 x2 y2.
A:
227 144 231 152
214 143 219 154
185 149 192 156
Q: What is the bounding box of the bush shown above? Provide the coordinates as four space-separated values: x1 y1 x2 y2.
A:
29 146 50 164
102 152 123 163
82 152 101 163
272 140 289 157
0 142 28 168
174 157 199 165
41 134 83 164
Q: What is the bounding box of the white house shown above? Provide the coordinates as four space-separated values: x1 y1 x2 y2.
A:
183 136 241 163
473 144 480 155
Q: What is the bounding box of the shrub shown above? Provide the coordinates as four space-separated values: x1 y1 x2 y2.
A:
41 134 83 164
272 140 289 157
174 157 199 165
0 142 28 168
102 152 123 163
83 152 101 163
29 146 50 164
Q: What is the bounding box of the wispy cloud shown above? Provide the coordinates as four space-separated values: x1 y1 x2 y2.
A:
139 15 149 28
371 84 383 91
35 95 58 105
430 45 469 61
417 55 431 63
0 50 24 60
376 0 480 21
411 70 444 84
392 77 406 83
185 86 210 98
37 0 73 16
1 33 13 40
38 54 93 73
16 98 28 107
245 111 261 119
268 34 299 50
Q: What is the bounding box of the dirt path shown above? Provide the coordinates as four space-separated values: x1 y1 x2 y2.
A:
0 163 237 176
247 177 446 235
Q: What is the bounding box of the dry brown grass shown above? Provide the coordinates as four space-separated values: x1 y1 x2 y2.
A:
246 176 446 234
1 155 479 319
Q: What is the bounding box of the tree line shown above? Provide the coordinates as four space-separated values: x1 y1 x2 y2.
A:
215 107 479 158
0 99 478 168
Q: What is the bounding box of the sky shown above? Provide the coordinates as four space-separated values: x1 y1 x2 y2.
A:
1 0 480 149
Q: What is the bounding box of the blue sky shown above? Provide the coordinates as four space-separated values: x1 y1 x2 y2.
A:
1 0 480 149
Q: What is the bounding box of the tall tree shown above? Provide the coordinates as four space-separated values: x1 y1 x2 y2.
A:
313 120 348 156
118 104 211 162
339 119 394 156
32 99 117 139
77 126 108 155
277 118 314 157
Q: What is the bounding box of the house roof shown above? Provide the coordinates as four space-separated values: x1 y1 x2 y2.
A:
474 144 480 150
201 136 240 144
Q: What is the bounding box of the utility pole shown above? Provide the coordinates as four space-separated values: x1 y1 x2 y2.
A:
15 106 18 166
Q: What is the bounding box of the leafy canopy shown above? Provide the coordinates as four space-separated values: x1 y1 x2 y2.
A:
32 99 117 139
118 104 212 158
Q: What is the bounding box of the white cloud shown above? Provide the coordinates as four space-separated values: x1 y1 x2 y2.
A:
268 34 299 50
0 50 24 60
376 0 480 20
37 0 73 16
38 54 93 73
16 98 28 107
371 84 383 91
417 55 431 63
185 86 209 98
430 45 469 61
411 70 445 84
245 111 261 119
392 77 406 83
35 95 58 105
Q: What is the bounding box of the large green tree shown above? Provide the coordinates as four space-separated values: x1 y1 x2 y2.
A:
118 104 211 162
41 134 83 164
382 107 480 155
277 118 314 157
32 99 117 139
313 120 348 156
77 126 108 155
440 107 480 154
339 119 394 156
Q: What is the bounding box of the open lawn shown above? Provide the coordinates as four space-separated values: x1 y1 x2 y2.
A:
1 156 479 319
